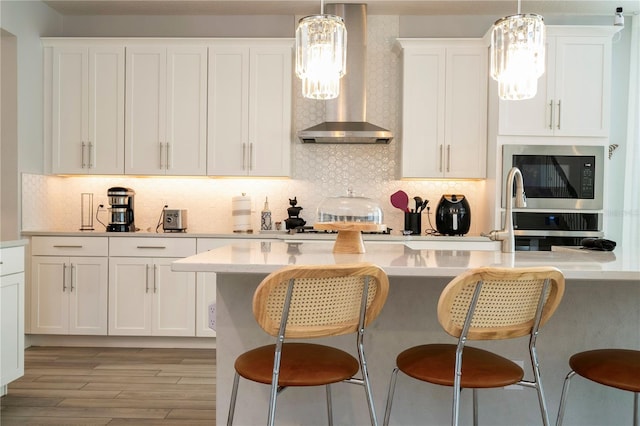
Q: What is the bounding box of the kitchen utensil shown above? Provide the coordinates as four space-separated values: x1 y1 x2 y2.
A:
390 190 409 212
413 196 423 213
435 194 471 236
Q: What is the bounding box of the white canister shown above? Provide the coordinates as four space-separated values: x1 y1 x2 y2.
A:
232 194 252 232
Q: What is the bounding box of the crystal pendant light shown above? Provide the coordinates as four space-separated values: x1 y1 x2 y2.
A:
295 1 347 100
490 0 545 101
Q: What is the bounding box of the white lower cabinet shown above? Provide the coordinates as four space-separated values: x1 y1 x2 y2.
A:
1 245 26 394
108 238 196 336
30 237 108 335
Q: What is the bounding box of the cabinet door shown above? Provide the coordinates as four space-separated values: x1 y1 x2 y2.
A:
554 36 610 137
208 45 249 176
248 45 292 177
152 258 196 337
196 272 216 337
444 47 487 178
51 45 124 174
87 46 125 174
165 46 208 176
125 46 167 175
108 257 153 335
401 47 445 178
30 257 69 334
68 257 108 335
1 272 24 387
51 46 87 174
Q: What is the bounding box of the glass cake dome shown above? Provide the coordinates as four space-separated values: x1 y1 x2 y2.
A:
316 191 384 224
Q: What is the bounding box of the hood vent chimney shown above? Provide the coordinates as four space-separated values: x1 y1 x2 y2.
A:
298 3 393 144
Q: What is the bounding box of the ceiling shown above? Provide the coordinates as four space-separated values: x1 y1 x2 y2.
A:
42 0 640 16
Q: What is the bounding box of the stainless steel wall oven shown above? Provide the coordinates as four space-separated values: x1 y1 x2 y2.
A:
502 145 605 250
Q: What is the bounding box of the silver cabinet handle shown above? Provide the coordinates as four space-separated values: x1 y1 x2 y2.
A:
53 245 83 248
159 142 164 169
548 100 554 130
136 245 166 249
166 142 170 170
70 263 75 292
557 100 562 129
446 145 451 173
62 263 68 292
249 143 254 171
145 264 150 293
439 144 443 173
242 143 247 171
81 142 86 168
88 142 94 169
153 264 158 293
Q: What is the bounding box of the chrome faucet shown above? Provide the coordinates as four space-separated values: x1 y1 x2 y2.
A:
486 167 527 253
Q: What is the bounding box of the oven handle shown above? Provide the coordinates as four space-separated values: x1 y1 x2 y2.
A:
514 230 604 238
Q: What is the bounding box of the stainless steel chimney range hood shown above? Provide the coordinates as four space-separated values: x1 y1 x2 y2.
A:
297 3 393 144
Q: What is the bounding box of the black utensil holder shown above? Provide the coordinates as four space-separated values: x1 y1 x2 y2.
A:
404 212 422 236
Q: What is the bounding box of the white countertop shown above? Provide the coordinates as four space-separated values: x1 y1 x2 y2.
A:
0 239 29 249
172 240 640 281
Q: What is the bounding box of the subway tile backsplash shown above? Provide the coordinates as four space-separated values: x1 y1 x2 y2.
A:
21 16 487 236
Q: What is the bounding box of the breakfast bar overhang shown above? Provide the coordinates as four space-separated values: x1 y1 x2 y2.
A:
173 240 640 426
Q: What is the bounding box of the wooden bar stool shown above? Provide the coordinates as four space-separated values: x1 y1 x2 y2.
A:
383 266 565 426
226 262 389 426
556 349 640 426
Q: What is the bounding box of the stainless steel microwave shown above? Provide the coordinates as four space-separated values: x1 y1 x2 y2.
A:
502 145 604 210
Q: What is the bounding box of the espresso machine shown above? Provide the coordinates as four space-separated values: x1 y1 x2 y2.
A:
106 187 136 232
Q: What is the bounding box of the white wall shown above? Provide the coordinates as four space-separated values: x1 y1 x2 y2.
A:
1 29 18 240
4 3 633 241
0 0 62 174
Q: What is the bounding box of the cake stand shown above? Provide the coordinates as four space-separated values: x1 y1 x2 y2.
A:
314 222 387 254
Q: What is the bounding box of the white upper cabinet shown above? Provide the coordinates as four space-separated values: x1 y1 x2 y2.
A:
398 39 488 178
208 40 293 177
125 44 208 175
498 26 619 137
47 43 125 174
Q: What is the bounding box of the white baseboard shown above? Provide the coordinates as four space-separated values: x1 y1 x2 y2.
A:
25 334 216 349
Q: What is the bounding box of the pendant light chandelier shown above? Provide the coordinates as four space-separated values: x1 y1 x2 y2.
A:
295 0 347 100
490 0 545 100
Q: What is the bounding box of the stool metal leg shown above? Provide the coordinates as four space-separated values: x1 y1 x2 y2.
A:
634 392 638 426
326 384 333 426
472 389 478 426
227 372 241 426
383 367 400 426
556 370 577 426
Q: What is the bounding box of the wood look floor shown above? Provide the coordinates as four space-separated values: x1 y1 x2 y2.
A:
0 346 216 425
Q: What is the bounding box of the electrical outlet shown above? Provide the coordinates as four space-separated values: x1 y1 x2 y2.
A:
504 360 524 390
208 303 216 331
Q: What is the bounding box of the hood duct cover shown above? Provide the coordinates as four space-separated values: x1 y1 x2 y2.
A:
298 3 393 144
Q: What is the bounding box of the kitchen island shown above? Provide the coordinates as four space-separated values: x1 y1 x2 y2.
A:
176 240 639 426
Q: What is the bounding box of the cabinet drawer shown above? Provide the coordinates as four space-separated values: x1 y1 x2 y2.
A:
0 247 25 276
196 238 239 253
31 237 108 257
109 237 196 257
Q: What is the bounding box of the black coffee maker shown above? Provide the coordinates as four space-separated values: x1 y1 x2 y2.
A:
106 187 136 232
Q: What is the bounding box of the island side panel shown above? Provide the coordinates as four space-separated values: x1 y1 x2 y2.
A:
217 273 640 426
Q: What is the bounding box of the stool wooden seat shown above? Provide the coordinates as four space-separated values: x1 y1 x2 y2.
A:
227 263 389 426
556 349 640 426
383 266 565 426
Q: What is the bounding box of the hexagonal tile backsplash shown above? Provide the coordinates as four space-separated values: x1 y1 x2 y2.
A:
21 16 488 236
